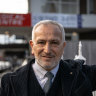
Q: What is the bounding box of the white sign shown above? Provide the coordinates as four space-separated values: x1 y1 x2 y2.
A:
32 13 78 28
82 15 96 28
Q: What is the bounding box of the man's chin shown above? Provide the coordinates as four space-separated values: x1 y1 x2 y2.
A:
42 62 53 67
42 61 57 69
42 57 53 62
43 64 54 71
36 59 57 69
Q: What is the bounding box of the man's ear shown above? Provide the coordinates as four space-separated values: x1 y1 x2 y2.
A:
63 42 66 48
62 42 66 54
29 40 34 55
29 40 33 48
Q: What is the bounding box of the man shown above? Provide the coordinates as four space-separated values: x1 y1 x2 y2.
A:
0 20 96 96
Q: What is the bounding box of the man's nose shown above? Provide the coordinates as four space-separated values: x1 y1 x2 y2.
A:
44 43 51 53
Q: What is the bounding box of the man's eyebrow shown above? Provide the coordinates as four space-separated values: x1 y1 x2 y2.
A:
36 39 60 42
50 39 60 41
37 39 45 41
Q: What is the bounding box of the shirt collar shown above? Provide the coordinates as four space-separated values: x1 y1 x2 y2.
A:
32 61 59 80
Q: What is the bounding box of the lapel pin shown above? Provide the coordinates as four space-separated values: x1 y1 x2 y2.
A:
70 72 73 75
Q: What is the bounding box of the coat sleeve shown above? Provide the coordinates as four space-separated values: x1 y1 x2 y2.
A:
0 74 10 96
90 65 96 91
83 65 96 91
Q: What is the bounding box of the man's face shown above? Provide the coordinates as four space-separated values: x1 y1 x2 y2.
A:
30 24 66 71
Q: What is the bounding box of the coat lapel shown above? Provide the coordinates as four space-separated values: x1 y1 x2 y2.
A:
10 59 34 96
74 70 91 96
10 73 28 96
60 60 78 96
60 60 88 96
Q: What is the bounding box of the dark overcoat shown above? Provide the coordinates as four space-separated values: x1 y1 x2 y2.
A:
0 59 96 96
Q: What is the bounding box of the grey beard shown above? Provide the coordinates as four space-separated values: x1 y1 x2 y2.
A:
35 58 60 70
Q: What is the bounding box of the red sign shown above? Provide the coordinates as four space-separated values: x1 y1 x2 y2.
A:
0 13 31 27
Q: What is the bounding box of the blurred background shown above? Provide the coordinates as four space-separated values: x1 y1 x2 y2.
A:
0 0 96 90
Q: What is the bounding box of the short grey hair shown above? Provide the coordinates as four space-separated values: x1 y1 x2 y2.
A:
32 20 65 42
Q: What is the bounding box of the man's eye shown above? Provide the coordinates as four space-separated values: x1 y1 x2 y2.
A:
51 41 59 45
37 41 45 44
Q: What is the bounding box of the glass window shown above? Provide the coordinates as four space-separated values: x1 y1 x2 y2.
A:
61 3 78 13
44 0 79 14
44 2 58 13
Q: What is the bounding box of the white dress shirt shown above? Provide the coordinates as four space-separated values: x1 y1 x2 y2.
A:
32 61 59 89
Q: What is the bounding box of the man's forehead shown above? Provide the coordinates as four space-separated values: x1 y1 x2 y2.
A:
35 24 61 32
33 24 62 41
34 34 62 43
34 27 61 35
34 31 62 39
36 38 60 41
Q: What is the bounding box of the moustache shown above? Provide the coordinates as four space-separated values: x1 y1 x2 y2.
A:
41 53 55 58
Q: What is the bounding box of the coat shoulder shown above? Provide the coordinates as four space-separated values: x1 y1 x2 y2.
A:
1 59 34 82
61 59 85 70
